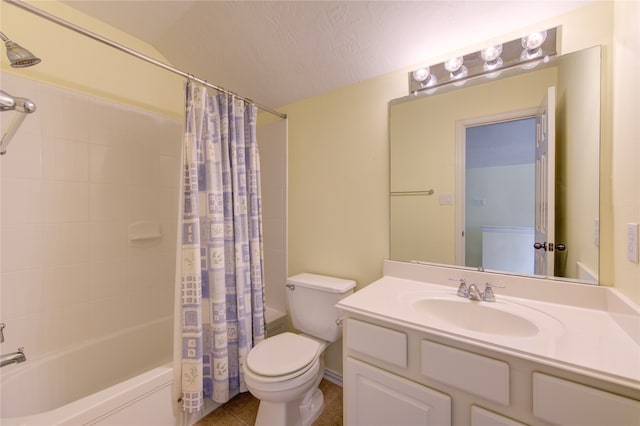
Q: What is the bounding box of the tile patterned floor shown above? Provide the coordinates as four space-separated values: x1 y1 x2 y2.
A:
194 379 343 426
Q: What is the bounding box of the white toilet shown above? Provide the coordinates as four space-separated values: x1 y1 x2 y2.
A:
244 273 356 426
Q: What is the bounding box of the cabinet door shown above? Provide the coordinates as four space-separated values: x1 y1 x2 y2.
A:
471 406 527 426
345 357 451 426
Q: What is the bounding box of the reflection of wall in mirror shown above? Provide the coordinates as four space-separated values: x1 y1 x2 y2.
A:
555 47 600 280
390 67 557 265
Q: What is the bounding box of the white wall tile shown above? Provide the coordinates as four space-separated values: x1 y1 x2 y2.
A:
41 87 92 143
89 183 127 223
128 185 160 223
89 144 128 184
156 120 182 157
1 269 44 318
127 252 166 290
1 224 44 272
1 177 43 225
129 142 160 186
41 223 90 267
43 181 89 223
42 138 89 181
42 263 90 308
89 221 128 262
89 258 127 301
0 130 42 178
89 297 130 337
88 101 132 146
158 155 180 188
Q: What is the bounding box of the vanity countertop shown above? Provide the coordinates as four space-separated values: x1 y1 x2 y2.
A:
337 261 640 391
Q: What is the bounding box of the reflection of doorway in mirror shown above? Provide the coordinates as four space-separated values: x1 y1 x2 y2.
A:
460 116 537 275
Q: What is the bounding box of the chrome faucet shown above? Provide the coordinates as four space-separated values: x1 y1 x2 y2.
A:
467 283 483 301
455 281 505 302
1 347 27 367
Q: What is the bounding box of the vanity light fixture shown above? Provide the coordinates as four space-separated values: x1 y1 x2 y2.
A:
408 27 557 95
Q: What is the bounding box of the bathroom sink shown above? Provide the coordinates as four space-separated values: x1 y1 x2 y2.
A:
412 297 544 337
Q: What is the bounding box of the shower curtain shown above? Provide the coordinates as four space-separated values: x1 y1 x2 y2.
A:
177 81 266 413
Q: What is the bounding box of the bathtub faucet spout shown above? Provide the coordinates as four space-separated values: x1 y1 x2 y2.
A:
1 347 26 367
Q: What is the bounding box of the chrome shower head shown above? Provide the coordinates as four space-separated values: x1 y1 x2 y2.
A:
0 31 41 68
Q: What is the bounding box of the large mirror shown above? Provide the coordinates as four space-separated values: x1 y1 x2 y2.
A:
390 46 601 284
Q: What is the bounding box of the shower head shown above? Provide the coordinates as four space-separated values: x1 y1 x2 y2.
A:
0 31 41 68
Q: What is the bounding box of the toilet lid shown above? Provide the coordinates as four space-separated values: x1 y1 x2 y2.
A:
247 332 321 377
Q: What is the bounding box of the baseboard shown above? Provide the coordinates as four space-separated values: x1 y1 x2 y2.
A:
323 368 343 386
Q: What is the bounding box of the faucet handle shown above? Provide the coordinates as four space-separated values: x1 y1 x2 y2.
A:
482 282 505 302
450 278 468 297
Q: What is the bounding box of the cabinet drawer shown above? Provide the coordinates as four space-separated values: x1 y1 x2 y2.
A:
346 318 407 368
532 373 640 425
421 340 510 405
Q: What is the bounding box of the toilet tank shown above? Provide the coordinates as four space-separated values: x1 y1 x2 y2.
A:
286 273 356 343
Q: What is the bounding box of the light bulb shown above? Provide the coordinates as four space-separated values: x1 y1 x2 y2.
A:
412 67 430 82
522 30 547 50
481 44 503 62
444 57 464 73
444 56 467 81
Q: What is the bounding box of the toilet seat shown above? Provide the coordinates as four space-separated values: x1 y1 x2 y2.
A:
246 332 322 383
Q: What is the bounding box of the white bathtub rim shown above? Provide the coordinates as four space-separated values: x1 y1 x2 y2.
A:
1 364 174 426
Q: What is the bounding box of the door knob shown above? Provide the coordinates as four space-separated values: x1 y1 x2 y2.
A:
534 242 566 251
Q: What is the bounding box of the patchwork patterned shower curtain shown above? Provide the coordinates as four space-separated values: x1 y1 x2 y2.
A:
178 81 266 413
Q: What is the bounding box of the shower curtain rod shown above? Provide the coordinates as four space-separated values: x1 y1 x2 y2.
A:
3 0 287 120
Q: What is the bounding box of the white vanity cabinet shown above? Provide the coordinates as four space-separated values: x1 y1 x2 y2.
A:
342 313 640 426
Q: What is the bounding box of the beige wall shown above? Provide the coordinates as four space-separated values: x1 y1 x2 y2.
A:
283 1 637 373
611 0 640 301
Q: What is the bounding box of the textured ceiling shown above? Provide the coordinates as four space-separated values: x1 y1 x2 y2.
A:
60 1 591 109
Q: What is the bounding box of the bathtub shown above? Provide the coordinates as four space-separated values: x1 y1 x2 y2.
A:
1 316 177 425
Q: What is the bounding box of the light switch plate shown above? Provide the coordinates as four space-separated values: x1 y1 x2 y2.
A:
594 218 599 247
627 223 639 263
439 193 453 205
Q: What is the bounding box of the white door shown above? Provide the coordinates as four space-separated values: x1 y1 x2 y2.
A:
345 357 451 426
534 87 556 276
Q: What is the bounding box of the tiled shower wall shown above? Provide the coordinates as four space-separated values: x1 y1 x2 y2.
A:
257 120 287 315
0 73 181 360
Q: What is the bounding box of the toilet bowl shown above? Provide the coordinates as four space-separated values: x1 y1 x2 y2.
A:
245 332 328 425
244 273 355 426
